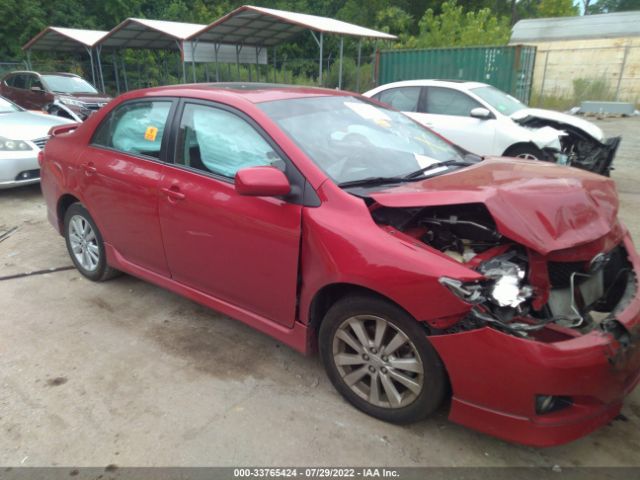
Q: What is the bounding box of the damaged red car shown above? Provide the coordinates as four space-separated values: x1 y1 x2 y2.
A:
40 84 640 447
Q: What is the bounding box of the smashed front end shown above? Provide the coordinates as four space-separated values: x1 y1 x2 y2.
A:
369 195 640 446
513 112 621 176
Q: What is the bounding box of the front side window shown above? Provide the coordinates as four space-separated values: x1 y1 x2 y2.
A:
92 101 171 159
175 103 277 178
425 87 482 117
471 85 526 115
376 87 421 112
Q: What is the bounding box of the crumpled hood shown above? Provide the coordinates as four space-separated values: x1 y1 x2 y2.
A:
511 107 604 142
369 158 619 255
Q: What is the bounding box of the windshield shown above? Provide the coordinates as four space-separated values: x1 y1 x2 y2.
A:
41 75 98 94
471 86 526 116
0 96 21 113
259 96 465 185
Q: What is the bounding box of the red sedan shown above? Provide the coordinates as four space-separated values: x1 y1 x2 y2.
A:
40 84 640 447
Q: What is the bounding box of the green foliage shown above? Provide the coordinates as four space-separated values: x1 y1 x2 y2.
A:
588 0 640 14
536 0 579 17
410 0 511 48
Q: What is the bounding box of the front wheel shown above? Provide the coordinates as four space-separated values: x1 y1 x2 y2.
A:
504 144 544 161
64 203 120 282
319 295 447 424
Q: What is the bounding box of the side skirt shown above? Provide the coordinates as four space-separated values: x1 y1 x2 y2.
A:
104 243 311 355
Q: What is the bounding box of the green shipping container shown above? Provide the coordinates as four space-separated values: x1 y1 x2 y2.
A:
377 45 536 103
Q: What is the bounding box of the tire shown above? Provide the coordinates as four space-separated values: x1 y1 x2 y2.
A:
504 144 545 161
319 294 447 424
63 203 120 282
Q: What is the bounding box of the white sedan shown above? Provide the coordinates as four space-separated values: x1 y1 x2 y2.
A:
364 80 620 175
0 96 74 189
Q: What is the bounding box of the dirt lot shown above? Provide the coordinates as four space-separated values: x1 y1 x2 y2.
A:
1 116 639 467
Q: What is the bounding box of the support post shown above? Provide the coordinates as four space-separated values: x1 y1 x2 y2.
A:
310 31 324 86
86 47 96 87
214 43 220 82
113 51 120 95
338 36 344 90
272 46 276 83
236 44 243 80
191 40 198 83
176 40 186 83
96 45 106 92
356 40 362 92
121 54 128 91
26 49 32 70
255 46 261 83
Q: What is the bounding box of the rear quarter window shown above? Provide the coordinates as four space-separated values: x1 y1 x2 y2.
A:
92 100 172 159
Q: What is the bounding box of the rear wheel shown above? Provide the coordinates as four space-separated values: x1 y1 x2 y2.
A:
64 203 120 282
319 295 446 424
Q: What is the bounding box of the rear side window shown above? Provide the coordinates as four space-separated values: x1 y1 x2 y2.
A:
92 101 171 159
175 103 278 179
376 87 421 112
425 87 482 117
11 74 28 90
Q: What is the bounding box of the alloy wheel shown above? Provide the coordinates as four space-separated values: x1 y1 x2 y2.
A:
68 214 100 272
332 314 424 409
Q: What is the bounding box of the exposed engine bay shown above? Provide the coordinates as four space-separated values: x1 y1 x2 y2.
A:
371 202 636 338
514 115 621 176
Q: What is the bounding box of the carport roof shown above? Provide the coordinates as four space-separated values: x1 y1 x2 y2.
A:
23 27 108 51
189 5 397 47
98 18 206 50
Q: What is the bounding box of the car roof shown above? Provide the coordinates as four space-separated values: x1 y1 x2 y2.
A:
371 79 489 91
2 70 80 78
133 82 355 104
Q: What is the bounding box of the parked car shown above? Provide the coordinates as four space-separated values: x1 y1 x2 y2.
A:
0 95 74 189
0 71 111 122
364 80 620 175
41 84 640 447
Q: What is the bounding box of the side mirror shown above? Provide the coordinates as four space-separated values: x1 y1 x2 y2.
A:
235 166 291 197
30 86 44 93
470 107 492 119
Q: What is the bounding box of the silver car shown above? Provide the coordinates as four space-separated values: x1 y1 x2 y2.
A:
0 95 74 189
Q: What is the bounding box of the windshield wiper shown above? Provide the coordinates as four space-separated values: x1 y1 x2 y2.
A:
401 159 474 181
338 176 406 189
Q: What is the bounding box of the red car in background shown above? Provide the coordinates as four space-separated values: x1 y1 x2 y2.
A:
0 71 111 122
40 84 640 447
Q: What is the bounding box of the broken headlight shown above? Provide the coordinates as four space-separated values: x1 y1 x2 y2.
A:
440 256 532 309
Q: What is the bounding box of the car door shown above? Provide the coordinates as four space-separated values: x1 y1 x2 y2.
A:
158 100 303 327
82 98 176 277
5 73 29 108
418 86 497 155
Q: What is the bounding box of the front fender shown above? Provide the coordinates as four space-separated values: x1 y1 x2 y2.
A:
298 183 476 328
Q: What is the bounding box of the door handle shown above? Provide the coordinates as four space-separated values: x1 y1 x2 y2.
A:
82 162 97 175
161 186 186 201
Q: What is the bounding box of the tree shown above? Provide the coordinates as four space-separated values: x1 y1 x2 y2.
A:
588 0 640 13
409 0 510 48
536 0 579 17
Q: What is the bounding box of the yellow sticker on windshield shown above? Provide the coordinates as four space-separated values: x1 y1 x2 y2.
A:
144 126 158 141
374 118 391 128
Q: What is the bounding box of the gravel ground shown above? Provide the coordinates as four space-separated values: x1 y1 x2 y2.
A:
0 116 639 467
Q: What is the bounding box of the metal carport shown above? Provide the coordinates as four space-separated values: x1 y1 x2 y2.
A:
188 5 397 89
22 27 108 89
96 18 207 88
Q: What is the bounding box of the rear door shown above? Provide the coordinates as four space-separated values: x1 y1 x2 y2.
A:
82 98 177 276
158 100 303 327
